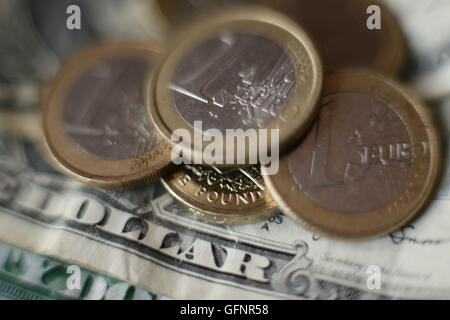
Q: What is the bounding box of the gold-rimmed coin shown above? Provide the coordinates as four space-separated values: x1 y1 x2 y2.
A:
263 70 442 240
260 0 407 76
156 0 407 76
148 7 322 166
161 165 279 225
43 43 173 190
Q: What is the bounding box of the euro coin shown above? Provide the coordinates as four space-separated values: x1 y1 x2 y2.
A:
161 165 279 225
260 0 407 75
262 70 441 239
156 0 407 76
43 43 173 190
148 7 322 166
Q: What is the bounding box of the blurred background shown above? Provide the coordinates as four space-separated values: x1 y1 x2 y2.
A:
0 0 449 300
0 0 449 111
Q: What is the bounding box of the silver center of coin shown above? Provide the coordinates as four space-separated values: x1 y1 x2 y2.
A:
63 57 159 160
287 92 412 213
170 32 296 133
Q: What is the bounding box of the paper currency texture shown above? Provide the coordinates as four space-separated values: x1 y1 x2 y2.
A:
0 131 448 299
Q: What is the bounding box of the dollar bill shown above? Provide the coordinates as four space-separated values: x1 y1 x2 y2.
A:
0 0 168 110
0 241 164 300
383 0 450 99
438 96 450 127
0 0 449 300
0 111 40 140
0 121 448 300
24 0 168 59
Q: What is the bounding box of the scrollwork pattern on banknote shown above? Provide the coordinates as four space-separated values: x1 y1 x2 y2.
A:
270 240 340 299
0 132 448 299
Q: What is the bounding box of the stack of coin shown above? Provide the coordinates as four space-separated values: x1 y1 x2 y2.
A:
41 3 443 240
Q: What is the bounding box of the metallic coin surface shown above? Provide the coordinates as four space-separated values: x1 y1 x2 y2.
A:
43 43 173 189
172 32 295 132
63 57 157 161
156 0 406 76
149 8 322 165
262 70 441 239
260 0 407 75
161 165 279 225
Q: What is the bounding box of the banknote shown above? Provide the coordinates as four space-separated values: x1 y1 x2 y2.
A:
0 0 168 110
384 0 450 99
438 96 450 127
0 0 449 300
0 241 164 300
0 120 448 299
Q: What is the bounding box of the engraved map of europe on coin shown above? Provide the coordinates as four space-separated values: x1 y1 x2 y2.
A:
43 43 172 189
289 92 411 213
263 71 441 239
149 8 322 164
171 32 295 132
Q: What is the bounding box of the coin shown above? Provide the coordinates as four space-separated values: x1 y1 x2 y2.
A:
148 7 322 165
161 164 279 225
156 0 406 76
43 43 173 189
262 70 442 239
260 0 407 75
